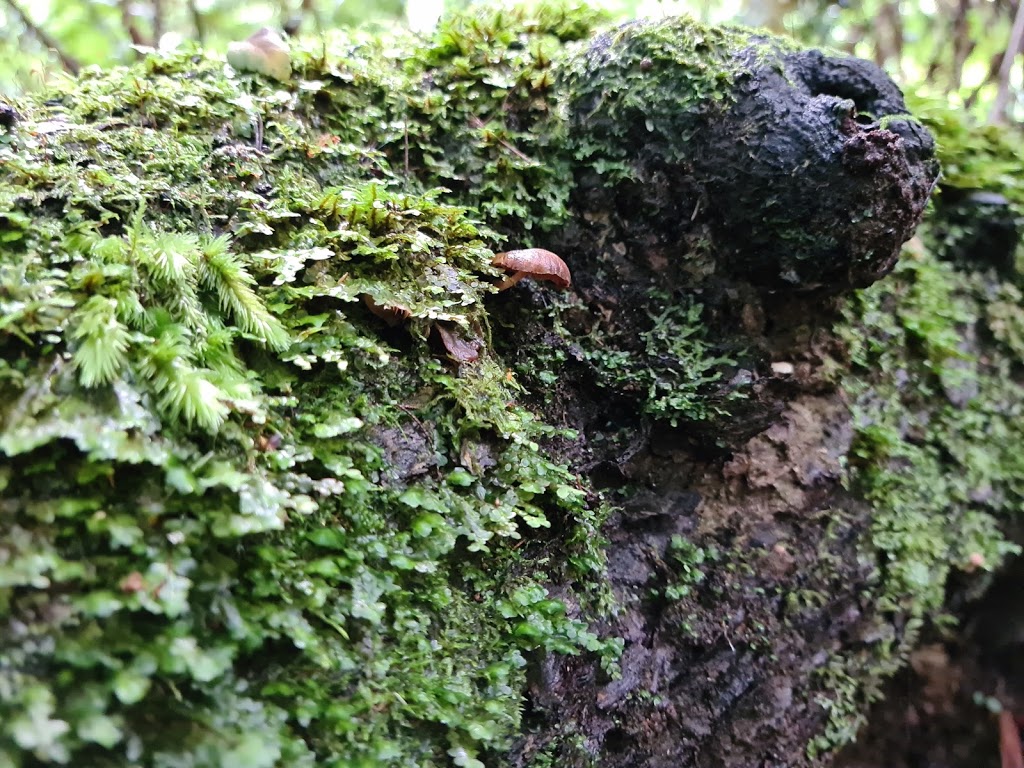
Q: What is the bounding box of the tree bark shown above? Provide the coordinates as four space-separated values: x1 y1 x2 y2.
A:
5 8 1008 768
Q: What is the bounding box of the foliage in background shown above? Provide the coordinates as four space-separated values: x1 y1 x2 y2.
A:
2 0 1024 124
739 0 1024 123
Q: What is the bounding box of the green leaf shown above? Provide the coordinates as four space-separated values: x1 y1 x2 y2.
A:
198 234 291 351
446 468 475 487
76 714 122 748
412 512 446 537
112 670 151 705
311 415 363 438
307 528 347 550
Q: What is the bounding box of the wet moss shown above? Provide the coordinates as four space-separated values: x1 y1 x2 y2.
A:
809 111 1024 755
0 8 625 765
561 17 788 176
0 3 988 765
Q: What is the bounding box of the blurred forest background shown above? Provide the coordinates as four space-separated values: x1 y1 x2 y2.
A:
1 0 1023 125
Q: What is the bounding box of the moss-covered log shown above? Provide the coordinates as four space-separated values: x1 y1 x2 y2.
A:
4 4 1019 767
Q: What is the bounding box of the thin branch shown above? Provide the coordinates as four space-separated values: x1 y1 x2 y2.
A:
119 0 147 49
999 709 1024 768
964 51 1004 110
153 0 164 45
876 1 904 79
285 0 323 36
302 0 323 35
990 0 1024 122
950 0 973 91
3 0 80 75
892 3 905 78
467 116 536 164
188 0 206 45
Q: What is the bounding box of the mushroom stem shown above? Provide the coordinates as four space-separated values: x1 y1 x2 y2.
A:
494 271 527 291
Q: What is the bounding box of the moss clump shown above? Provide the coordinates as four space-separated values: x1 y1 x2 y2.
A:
590 296 740 426
0 7 624 766
494 285 747 438
808 107 1024 753
561 17 788 177
842 251 1020 604
909 94 1024 211
409 3 608 232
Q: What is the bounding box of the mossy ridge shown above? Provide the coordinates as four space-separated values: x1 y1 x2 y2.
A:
0 7 623 767
808 224 1024 755
545 289 743 426
561 17 797 178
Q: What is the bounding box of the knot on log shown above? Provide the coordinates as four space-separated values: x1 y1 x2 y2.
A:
565 19 939 293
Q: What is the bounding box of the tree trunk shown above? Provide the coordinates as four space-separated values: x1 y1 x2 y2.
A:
4 7 1012 768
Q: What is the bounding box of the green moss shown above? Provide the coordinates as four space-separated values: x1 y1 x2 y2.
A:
809 167 1024 755
0 8 627 766
591 295 742 425
807 657 889 761
663 535 717 601
840 241 1022 610
1 5 989 765
297 2 609 235
909 94 1024 210
507 288 746 430
561 17 795 177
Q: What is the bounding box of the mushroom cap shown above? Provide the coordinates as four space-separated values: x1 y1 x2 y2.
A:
362 294 411 326
227 28 291 82
491 248 571 289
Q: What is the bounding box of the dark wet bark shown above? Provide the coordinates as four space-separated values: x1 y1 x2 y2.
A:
488 24 943 768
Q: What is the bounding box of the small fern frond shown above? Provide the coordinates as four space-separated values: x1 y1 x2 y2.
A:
90 235 128 264
132 230 205 328
71 295 130 387
197 319 245 377
126 201 147 258
157 365 229 433
198 234 290 351
114 288 147 330
134 318 192 379
163 286 206 331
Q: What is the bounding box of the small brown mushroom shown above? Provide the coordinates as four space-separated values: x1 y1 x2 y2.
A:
363 295 411 326
227 27 292 82
491 248 571 291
